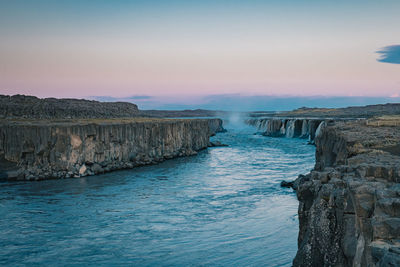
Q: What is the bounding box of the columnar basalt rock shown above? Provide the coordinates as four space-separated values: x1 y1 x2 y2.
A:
293 120 400 266
0 118 223 180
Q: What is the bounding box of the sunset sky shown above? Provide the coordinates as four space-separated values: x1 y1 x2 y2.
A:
1 0 399 109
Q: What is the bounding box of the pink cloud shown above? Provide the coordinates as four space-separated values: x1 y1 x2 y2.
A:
390 93 400 98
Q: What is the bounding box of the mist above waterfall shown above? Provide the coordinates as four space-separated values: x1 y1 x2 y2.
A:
222 112 250 130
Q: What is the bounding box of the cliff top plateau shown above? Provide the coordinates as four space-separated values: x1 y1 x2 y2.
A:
248 103 400 118
0 117 205 126
280 103 400 118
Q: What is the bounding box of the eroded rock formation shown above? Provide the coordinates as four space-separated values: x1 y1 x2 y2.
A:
0 118 223 180
293 120 400 266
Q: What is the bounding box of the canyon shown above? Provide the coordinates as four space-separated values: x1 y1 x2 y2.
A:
2 94 399 266
248 115 400 266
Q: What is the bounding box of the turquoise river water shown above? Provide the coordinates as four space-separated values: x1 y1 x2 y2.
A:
0 123 315 266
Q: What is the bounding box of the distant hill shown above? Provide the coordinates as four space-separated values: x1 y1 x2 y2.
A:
280 103 400 118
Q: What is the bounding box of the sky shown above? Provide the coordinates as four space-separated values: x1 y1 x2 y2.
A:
0 0 399 110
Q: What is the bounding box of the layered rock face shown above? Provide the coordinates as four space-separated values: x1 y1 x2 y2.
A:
0 118 223 180
293 120 400 266
247 118 325 141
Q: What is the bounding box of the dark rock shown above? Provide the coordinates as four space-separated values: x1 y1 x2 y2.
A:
280 180 294 188
209 141 229 147
91 163 104 174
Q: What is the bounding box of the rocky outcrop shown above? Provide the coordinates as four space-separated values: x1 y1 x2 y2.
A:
0 118 223 180
208 118 227 135
247 118 325 142
293 120 400 266
0 94 139 119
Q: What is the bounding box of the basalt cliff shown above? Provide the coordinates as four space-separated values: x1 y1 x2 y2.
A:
0 118 224 181
293 117 400 266
248 114 400 266
0 95 225 181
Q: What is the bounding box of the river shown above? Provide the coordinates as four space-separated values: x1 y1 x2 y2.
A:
0 122 315 266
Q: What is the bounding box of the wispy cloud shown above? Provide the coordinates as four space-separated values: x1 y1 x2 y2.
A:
377 45 400 64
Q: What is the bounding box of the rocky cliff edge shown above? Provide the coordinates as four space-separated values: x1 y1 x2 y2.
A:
294 116 400 266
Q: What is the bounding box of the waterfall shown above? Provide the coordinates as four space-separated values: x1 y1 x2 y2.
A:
246 118 326 142
314 121 325 139
300 120 309 138
280 120 286 136
285 120 295 138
